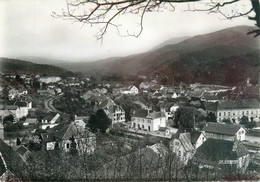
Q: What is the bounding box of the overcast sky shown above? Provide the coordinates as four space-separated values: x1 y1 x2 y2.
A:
0 0 255 62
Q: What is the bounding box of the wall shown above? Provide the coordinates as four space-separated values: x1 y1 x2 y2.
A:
217 108 260 123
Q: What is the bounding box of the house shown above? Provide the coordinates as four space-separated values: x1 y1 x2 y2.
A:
201 92 220 103
8 89 19 100
170 130 206 164
0 110 14 121
82 90 94 100
172 92 181 99
16 145 31 162
40 113 60 130
0 139 24 181
23 118 38 126
37 89 55 95
216 99 260 123
59 122 96 154
65 77 81 86
193 138 250 170
203 122 245 141
39 76 62 84
170 104 179 113
131 109 166 131
121 85 139 95
41 133 58 150
8 88 27 100
99 99 125 124
6 101 30 119
74 115 87 129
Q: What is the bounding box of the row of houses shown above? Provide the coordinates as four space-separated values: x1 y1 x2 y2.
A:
171 122 248 170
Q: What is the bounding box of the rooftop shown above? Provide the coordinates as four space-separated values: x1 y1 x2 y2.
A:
14 101 27 107
203 122 243 136
218 99 260 110
132 109 165 119
193 138 248 165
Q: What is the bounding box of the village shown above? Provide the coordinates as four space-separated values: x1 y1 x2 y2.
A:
0 71 260 181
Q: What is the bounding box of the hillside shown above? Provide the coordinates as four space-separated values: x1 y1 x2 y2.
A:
0 57 74 78
64 25 260 85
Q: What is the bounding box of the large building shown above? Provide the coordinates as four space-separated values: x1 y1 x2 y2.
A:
99 99 125 124
203 122 245 141
216 99 260 123
39 76 62 84
193 139 250 170
131 109 166 131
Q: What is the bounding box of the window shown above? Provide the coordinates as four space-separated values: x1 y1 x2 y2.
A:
224 112 226 116
219 112 221 116
142 125 144 129
242 111 244 115
228 112 230 116
66 143 70 149
247 111 249 115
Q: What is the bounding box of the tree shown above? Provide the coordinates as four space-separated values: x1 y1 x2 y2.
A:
174 107 195 129
53 0 260 40
240 115 249 124
3 114 14 124
88 109 112 133
206 112 217 123
222 118 232 124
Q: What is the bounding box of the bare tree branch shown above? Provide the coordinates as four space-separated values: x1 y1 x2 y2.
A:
53 0 260 39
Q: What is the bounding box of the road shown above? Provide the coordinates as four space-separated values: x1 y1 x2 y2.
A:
45 95 62 113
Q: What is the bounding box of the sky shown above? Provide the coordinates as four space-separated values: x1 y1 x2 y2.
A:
0 0 256 62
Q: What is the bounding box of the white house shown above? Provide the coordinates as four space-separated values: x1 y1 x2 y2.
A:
39 76 62 84
60 122 96 155
170 104 180 113
8 89 27 100
170 130 206 164
131 109 166 131
6 101 30 119
40 113 60 130
203 122 246 141
121 85 139 95
74 115 86 129
217 99 260 123
99 99 125 124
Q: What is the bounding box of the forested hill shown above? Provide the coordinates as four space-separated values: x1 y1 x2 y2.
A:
65 25 260 85
0 57 74 78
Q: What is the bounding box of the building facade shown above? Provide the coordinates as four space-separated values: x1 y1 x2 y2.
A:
217 99 260 123
131 109 166 131
203 122 245 141
171 130 206 164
